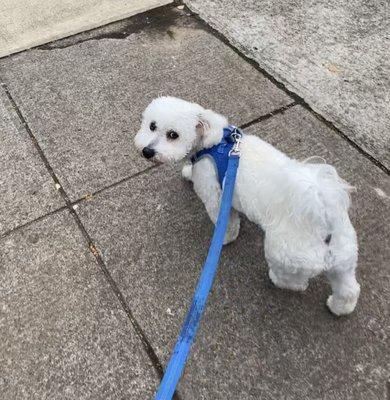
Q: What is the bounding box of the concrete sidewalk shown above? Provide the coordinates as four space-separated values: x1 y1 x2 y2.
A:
185 0 390 170
0 5 389 400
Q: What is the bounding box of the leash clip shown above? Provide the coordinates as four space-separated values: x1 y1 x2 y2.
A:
229 127 242 156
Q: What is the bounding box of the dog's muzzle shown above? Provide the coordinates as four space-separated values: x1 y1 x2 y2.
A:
142 147 155 159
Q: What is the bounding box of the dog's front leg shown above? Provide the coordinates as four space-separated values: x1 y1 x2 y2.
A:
191 158 240 245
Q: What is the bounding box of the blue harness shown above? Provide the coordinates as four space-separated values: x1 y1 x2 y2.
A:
191 125 243 187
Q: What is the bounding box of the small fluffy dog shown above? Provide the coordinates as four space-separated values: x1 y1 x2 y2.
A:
135 96 360 315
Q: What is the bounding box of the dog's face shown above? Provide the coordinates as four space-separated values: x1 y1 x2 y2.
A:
134 96 227 163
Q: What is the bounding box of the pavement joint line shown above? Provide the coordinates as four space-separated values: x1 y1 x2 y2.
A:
0 81 178 393
188 7 390 176
0 165 161 241
240 101 297 129
0 205 69 240
302 109 390 175
71 164 161 205
1 82 73 198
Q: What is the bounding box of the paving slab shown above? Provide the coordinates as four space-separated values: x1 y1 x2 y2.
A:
77 106 389 399
184 0 390 169
0 0 172 58
0 210 158 399
0 6 292 201
0 86 64 235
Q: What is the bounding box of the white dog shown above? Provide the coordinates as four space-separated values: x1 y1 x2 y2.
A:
135 96 360 315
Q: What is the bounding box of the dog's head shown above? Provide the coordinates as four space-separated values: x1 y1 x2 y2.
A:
134 96 227 163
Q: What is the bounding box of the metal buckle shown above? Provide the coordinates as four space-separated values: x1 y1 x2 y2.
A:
229 127 242 156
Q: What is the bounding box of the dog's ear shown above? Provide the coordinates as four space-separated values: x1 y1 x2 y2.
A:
196 109 227 148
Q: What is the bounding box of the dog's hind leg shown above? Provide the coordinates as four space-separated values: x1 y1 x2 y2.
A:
264 234 310 291
325 219 360 315
326 266 360 316
268 266 309 291
192 158 240 245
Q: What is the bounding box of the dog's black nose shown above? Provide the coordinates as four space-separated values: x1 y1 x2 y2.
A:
142 147 155 159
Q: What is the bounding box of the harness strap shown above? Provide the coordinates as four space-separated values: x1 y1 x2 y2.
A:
155 138 241 400
191 125 242 188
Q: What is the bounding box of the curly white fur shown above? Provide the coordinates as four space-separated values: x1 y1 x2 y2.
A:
135 96 360 315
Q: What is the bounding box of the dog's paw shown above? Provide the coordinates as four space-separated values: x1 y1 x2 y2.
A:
223 221 240 245
181 164 192 181
223 232 238 245
326 294 358 316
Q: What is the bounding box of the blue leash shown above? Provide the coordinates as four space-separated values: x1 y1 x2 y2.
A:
155 132 241 399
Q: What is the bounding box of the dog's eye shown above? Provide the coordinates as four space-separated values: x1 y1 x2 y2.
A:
167 130 179 140
150 121 157 131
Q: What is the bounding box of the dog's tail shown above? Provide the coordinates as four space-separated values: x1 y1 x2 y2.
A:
299 161 352 229
264 160 353 236
291 160 354 232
